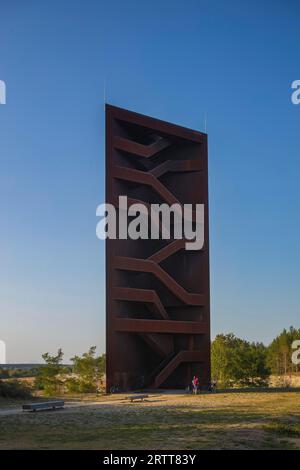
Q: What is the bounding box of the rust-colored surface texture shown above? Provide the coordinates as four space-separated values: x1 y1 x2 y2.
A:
106 105 210 391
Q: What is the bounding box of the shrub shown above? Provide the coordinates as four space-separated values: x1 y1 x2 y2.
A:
0 380 32 399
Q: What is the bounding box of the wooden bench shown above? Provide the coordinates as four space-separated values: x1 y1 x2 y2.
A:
126 394 149 403
22 400 65 412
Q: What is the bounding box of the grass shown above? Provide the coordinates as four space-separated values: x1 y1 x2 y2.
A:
0 397 26 409
264 422 300 437
0 391 299 449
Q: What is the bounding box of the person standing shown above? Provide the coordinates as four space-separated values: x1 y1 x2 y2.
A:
192 375 199 395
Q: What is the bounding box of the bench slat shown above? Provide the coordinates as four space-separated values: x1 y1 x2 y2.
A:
126 394 149 402
22 401 64 411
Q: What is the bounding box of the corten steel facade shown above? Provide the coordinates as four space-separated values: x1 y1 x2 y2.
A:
106 105 210 391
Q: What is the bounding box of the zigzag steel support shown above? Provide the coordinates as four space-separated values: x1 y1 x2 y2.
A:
114 256 206 306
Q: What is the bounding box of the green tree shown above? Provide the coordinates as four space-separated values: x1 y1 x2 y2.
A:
267 327 300 375
35 348 64 396
212 333 270 388
66 347 105 393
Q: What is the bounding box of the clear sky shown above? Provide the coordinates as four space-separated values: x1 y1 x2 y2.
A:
0 0 299 363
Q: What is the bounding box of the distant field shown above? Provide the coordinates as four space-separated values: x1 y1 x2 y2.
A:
0 391 300 450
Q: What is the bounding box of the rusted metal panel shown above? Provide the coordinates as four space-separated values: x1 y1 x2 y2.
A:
106 105 210 391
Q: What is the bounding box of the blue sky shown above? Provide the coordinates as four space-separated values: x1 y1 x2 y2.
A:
0 0 299 362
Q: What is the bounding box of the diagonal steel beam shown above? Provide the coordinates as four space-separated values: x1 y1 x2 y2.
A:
112 287 169 320
113 134 171 158
114 256 206 306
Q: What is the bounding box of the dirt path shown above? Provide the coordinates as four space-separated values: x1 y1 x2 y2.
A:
0 396 132 416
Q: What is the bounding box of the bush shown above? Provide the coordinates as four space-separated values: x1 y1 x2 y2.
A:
212 333 270 388
0 380 32 399
35 349 64 396
65 378 81 394
65 377 98 394
70 347 104 394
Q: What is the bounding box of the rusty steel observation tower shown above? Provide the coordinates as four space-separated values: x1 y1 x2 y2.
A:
106 105 210 391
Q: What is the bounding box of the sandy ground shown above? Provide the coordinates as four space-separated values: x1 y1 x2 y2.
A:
0 391 300 449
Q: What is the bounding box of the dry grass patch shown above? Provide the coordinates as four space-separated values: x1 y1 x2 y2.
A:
0 391 299 450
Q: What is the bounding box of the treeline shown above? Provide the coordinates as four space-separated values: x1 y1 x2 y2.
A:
35 346 106 396
267 327 300 375
0 347 106 399
0 367 40 379
212 327 300 388
1 327 299 398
